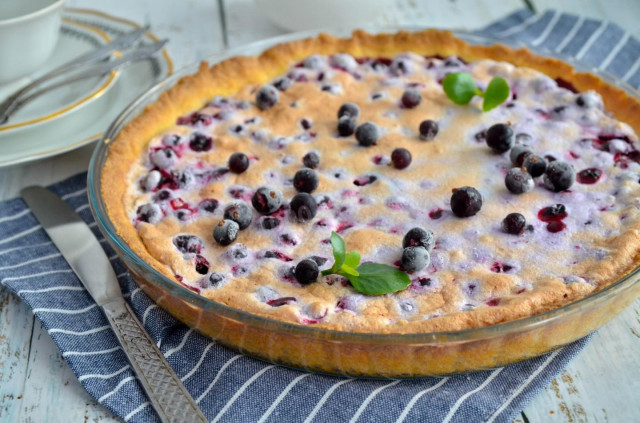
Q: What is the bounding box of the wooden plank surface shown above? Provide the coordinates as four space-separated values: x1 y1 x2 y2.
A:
0 0 638 421
523 297 640 422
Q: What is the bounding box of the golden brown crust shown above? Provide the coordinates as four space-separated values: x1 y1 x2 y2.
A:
102 29 640 334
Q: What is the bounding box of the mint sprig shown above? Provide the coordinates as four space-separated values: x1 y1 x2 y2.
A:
321 232 411 296
442 72 510 112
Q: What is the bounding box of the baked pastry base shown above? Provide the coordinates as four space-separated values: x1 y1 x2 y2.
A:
101 29 640 340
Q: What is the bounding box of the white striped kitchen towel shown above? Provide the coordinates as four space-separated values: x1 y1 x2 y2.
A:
2 8 638 422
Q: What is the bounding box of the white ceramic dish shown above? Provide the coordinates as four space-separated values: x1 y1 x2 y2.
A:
0 18 118 133
0 8 173 168
0 0 66 83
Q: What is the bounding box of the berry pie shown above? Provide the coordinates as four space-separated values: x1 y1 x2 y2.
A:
102 29 640 334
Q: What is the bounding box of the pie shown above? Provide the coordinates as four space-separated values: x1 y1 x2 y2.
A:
102 29 640 334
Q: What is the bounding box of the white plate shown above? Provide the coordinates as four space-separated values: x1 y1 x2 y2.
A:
0 8 173 167
0 18 117 132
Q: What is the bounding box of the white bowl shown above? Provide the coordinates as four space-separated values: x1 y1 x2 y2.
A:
254 0 395 32
0 0 66 84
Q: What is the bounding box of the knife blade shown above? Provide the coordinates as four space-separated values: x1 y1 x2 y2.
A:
21 186 207 423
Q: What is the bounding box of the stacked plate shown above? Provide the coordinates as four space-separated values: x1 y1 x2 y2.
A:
0 8 173 167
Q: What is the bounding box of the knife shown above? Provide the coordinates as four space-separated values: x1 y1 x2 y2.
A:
21 186 208 423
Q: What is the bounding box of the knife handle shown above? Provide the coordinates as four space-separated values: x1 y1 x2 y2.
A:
102 298 208 423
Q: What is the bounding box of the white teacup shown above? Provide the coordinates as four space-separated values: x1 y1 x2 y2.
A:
0 0 66 84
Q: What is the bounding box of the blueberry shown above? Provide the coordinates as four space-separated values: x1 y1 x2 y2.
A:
251 186 283 215
173 235 203 254
303 151 320 169
227 243 248 260
293 169 319 193
170 169 194 189
189 132 213 152
419 120 439 141
228 152 250 173
486 123 514 153
273 77 292 91
195 255 209 274
294 259 319 285
509 144 532 166
290 192 318 222
213 219 239 245
300 118 313 131
402 227 434 251
223 202 253 230
576 168 602 184
538 204 567 222
206 272 226 287
261 217 280 230
141 170 161 192
150 148 178 169
176 210 191 221
505 168 534 194
337 116 356 136
523 154 547 177
401 247 430 272
200 198 219 213
575 92 601 109
544 161 575 192
390 57 412 75
502 213 526 235
450 186 483 217
355 122 380 147
337 102 360 119
444 56 464 67
303 55 323 69
353 175 377 186
136 203 162 224
331 53 357 71
154 189 172 202
262 250 293 261
256 85 279 110
162 134 182 146
391 148 412 169
401 89 422 108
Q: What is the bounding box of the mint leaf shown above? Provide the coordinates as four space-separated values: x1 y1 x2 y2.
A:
347 263 411 296
482 77 510 111
339 265 359 277
321 233 410 295
329 231 346 269
344 251 360 269
442 72 510 112
322 232 346 275
442 72 477 105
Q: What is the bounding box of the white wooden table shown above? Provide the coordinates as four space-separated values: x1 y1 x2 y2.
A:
1 0 639 421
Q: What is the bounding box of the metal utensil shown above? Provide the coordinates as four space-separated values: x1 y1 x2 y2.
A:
21 186 207 423
2 39 168 122
1 39 168 124
0 25 150 123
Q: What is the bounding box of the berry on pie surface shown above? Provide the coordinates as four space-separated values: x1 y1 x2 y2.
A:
104 30 640 335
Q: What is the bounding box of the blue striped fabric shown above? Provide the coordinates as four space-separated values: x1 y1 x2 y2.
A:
1 9 637 422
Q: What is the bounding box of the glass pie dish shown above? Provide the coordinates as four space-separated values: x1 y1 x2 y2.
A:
88 28 640 377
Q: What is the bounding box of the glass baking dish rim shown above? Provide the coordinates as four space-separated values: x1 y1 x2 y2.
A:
88 27 640 345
